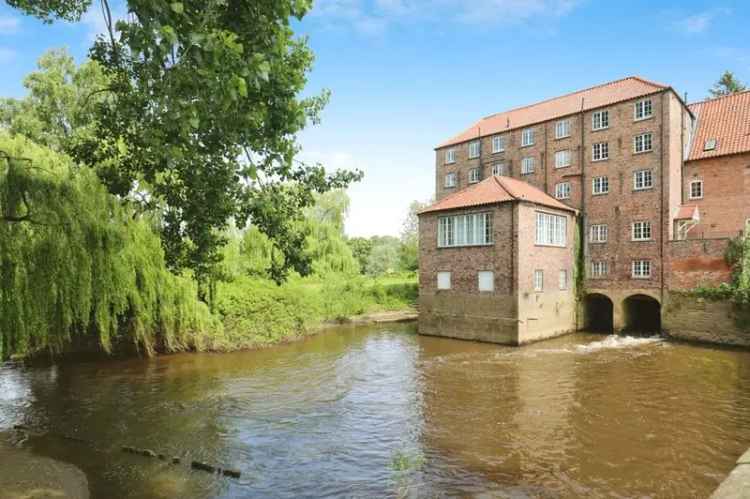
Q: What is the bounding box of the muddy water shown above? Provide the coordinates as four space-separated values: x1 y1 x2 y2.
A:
2 324 750 498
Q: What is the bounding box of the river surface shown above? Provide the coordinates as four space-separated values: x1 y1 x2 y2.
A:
2 324 750 498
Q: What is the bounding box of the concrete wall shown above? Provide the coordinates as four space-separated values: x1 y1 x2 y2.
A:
662 292 750 347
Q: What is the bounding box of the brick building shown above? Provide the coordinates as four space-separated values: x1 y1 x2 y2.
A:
419 77 750 341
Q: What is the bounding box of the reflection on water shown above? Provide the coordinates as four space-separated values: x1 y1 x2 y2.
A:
1 325 750 498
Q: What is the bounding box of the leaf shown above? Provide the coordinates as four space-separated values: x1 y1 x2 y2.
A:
170 2 184 14
189 116 199 129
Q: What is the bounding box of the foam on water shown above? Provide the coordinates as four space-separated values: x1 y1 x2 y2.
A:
574 334 663 353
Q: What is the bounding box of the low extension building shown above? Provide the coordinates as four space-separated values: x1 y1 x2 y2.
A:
418 77 750 344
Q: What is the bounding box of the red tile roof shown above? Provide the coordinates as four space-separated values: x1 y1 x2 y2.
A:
687 91 750 161
675 205 699 220
437 76 669 149
419 176 577 215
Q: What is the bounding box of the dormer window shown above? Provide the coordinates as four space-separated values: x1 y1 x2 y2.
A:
704 138 717 151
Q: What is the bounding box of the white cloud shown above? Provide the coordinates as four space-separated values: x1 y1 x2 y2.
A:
674 8 730 35
0 16 20 34
0 47 16 63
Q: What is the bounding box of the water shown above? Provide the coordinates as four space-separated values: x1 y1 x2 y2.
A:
2 324 750 498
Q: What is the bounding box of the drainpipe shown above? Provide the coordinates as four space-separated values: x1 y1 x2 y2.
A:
544 122 549 192
660 91 666 304
578 98 586 329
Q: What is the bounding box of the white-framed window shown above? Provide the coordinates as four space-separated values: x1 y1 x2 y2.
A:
437 271 451 290
555 182 571 200
589 224 608 243
535 211 567 247
468 140 480 159
634 99 653 120
632 260 651 279
468 168 481 184
559 269 568 290
632 221 652 241
555 149 571 168
555 119 571 139
592 110 609 130
590 261 609 278
521 128 535 147
634 133 653 153
492 163 506 176
445 148 456 164
592 176 609 195
592 142 609 161
492 135 505 153
634 169 653 190
521 157 535 175
533 270 544 292
478 271 494 292
689 179 704 199
437 212 493 248
444 172 457 188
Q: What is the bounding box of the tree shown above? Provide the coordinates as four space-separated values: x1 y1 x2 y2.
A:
347 237 373 274
365 236 401 276
399 200 429 272
709 70 747 97
6 1 363 291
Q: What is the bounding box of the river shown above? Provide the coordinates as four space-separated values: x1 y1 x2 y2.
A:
1 323 750 498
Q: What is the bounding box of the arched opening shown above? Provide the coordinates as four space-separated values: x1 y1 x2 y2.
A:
623 295 661 334
583 293 614 332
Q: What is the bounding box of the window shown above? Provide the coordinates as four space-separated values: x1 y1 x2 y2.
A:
555 119 571 139
634 99 653 120
492 163 507 176
521 128 534 147
468 140 480 159
535 212 567 247
592 176 609 195
589 224 608 243
492 135 505 153
534 270 544 292
555 150 571 168
521 157 535 175
592 110 609 130
704 138 717 151
468 168 481 184
478 271 494 292
444 172 457 188
559 270 568 290
634 133 653 153
445 148 456 164
437 272 451 290
437 212 493 248
632 260 651 279
634 169 653 190
592 142 609 161
632 221 652 241
689 179 703 199
555 182 571 200
590 261 609 278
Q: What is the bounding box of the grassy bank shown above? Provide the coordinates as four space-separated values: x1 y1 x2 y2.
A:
213 272 418 350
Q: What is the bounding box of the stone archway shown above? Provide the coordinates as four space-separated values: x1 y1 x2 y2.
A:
583 293 614 333
623 294 662 333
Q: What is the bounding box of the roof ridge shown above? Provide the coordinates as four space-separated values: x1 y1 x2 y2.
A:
479 76 659 121
688 89 750 108
494 175 523 201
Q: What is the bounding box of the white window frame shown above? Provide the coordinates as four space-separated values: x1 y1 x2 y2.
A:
535 211 567 247
521 157 535 175
468 168 481 184
468 140 480 159
521 128 535 147
559 269 568 290
592 142 609 161
632 221 652 241
633 169 653 191
437 212 493 248
445 148 456 164
592 110 609 130
631 260 651 279
555 119 571 139
555 182 571 200
492 135 505 153
634 133 653 154
437 271 451 290
555 149 571 168
491 163 506 176
634 99 653 121
689 179 704 200
589 224 608 243
478 271 494 292
592 176 609 195
590 261 609 278
444 172 457 188
533 270 544 292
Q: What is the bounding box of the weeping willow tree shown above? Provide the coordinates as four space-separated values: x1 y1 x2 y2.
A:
0 134 220 359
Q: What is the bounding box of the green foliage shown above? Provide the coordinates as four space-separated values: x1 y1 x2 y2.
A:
348 237 373 273
0 133 220 359
5 0 90 22
709 70 748 97
366 236 402 276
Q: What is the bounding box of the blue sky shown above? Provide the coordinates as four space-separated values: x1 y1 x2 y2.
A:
1 0 749 237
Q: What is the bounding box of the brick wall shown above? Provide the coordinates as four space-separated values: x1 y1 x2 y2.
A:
665 238 732 290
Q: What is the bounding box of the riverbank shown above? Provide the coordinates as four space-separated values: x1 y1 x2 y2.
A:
711 448 750 499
